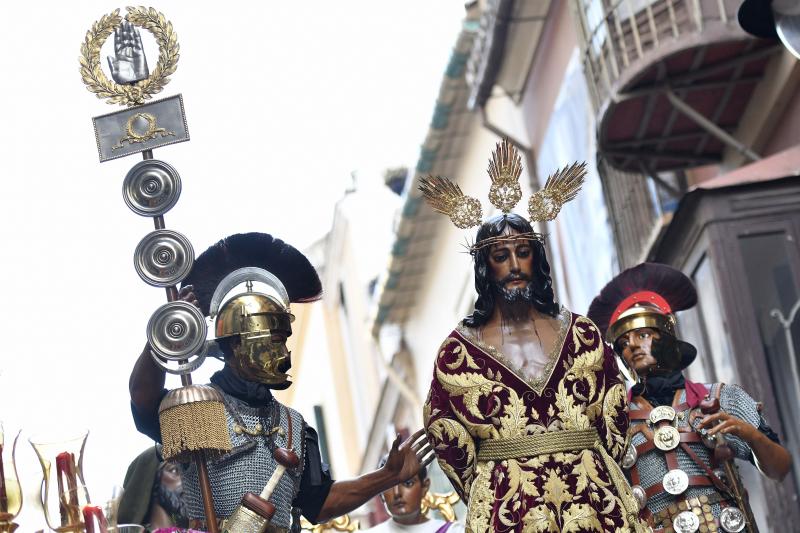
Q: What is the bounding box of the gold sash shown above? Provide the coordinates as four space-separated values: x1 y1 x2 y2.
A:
476 428 647 532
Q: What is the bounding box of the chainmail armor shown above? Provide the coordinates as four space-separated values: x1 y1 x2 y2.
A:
182 388 306 529
628 383 758 518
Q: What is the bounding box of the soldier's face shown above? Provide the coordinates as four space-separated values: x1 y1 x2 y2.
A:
616 327 660 375
381 474 430 525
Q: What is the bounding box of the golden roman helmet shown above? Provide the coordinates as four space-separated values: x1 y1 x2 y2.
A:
209 267 295 387
588 263 699 377
606 301 678 348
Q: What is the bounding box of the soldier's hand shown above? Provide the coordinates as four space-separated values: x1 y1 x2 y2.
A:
381 429 435 484
177 284 200 309
696 411 759 443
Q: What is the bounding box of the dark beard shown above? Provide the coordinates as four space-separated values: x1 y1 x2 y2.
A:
492 279 535 323
153 482 188 523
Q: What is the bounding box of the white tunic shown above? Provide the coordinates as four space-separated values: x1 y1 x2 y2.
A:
363 518 466 533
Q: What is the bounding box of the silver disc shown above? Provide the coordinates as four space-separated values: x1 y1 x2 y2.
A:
134 230 194 287
631 485 647 510
147 301 207 360
123 160 182 216
649 405 677 424
149 345 207 375
672 511 700 533
719 507 746 532
622 443 638 469
662 468 689 495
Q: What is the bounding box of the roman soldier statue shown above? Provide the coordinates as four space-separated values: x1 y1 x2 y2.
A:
129 233 433 532
588 262 791 533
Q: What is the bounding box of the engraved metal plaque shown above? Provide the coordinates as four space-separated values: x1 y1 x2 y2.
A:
654 425 681 451
663 469 689 495
92 94 189 162
719 507 746 532
672 510 700 533
649 405 677 424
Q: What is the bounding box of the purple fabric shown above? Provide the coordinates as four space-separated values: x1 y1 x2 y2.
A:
425 313 637 531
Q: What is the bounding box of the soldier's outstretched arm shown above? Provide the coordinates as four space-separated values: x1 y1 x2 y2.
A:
314 429 434 523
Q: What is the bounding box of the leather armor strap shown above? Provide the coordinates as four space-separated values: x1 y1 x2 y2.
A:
285 405 293 449
679 442 731 494
665 450 679 471
644 475 713 498
630 463 641 486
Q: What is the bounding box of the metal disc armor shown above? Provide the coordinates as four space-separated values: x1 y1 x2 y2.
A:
624 383 761 532
183 388 306 530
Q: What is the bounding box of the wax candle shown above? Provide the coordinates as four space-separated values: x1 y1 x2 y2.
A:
0 443 7 514
55 452 80 526
82 505 109 533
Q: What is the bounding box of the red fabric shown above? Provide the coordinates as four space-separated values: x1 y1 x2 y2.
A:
610 291 672 325
684 379 710 408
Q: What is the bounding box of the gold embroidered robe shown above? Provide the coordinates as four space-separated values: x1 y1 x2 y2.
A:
423 310 644 532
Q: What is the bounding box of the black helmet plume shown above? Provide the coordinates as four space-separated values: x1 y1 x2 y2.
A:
587 262 696 335
181 232 323 316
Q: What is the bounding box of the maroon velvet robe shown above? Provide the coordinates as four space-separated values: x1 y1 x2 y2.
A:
423 310 644 532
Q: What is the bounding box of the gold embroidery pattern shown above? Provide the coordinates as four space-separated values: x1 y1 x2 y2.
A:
426 314 648 532
428 417 477 497
466 460 494 533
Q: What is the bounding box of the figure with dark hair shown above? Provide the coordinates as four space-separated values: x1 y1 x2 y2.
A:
118 447 189 531
588 262 791 533
129 233 433 532
419 140 647 532
365 456 464 533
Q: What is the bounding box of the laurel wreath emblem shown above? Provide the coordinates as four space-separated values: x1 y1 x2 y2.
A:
79 6 180 106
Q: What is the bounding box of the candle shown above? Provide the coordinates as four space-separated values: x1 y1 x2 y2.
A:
55 452 80 526
82 505 108 533
0 443 7 515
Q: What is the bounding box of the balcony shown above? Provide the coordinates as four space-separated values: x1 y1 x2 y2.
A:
572 0 780 173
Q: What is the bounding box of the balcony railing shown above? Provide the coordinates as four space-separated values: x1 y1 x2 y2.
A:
572 0 742 110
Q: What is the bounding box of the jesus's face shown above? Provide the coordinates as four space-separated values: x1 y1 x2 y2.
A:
486 229 537 322
487 230 534 291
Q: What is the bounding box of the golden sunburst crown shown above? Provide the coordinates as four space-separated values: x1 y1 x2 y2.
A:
418 139 587 252
487 138 523 213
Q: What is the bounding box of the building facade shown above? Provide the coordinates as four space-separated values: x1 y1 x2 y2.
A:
570 0 800 529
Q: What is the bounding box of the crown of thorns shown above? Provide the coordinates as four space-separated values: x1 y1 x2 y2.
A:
418 139 586 254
